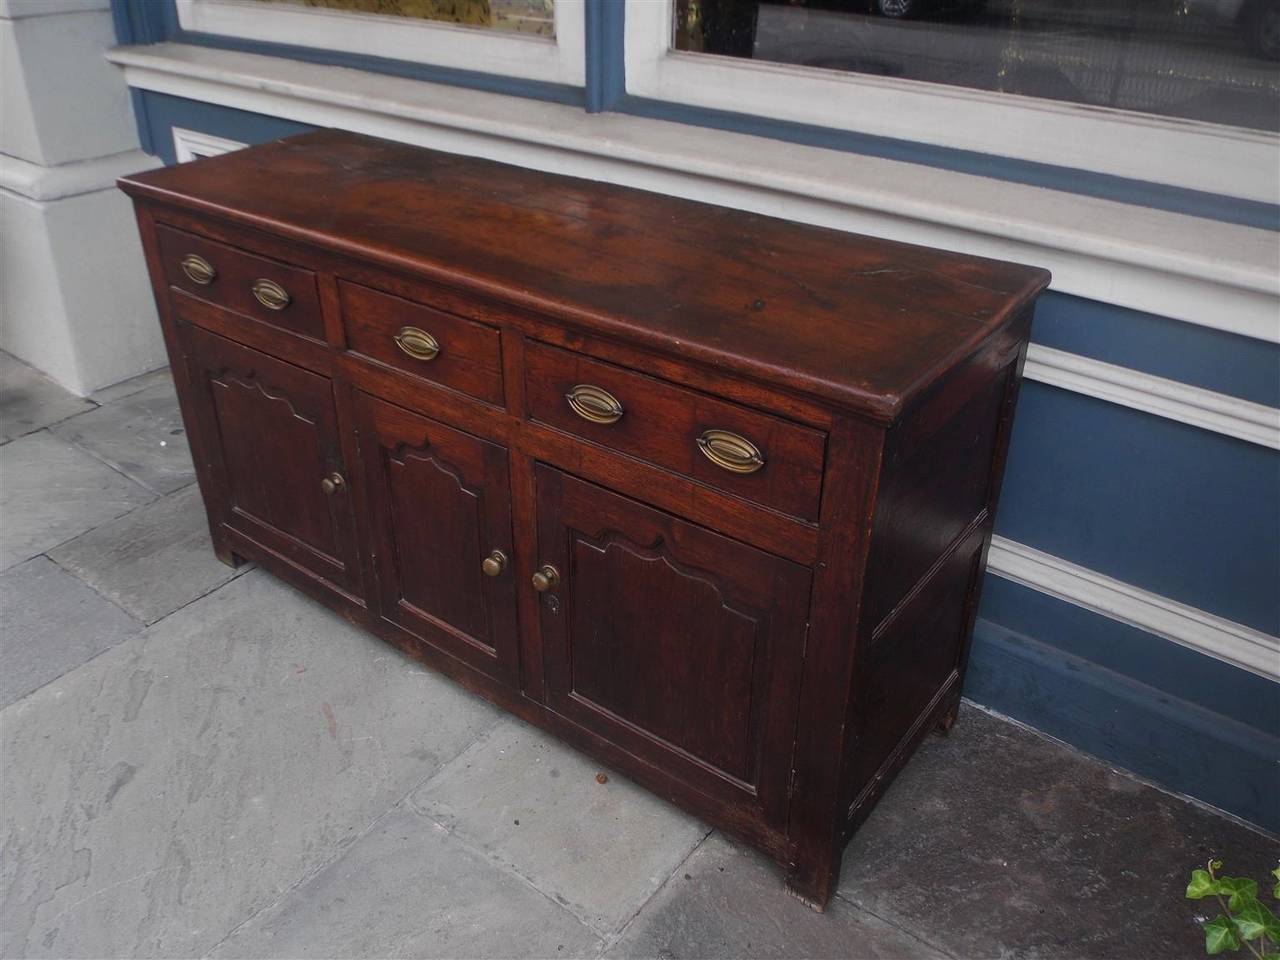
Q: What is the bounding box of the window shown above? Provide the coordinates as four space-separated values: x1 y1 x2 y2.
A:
628 0 1280 203
675 0 1279 134
175 0 583 85
252 0 555 38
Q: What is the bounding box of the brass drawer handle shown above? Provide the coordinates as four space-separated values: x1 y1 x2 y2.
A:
566 384 623 425
697 429 766 475
252 279 291 311
482 549 508 577
181 254 216 285
531 563 560 592
394 326 440 362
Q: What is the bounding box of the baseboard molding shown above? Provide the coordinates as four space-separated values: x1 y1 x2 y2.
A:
988 537 1279 681
1024 344 1279 450
966 619 1280 833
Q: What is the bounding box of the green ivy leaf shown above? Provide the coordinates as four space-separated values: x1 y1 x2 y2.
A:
1205 915 1242 955
1220 878 1261 912
1236 901 1271 941
1190 870 1222 899
1271 865 1280 900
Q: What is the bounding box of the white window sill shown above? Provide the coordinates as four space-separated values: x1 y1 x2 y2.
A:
106 42 1280 344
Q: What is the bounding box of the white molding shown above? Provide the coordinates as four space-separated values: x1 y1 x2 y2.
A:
175 0 584 87
1024 345 1280 450
172 127 246 162
0 149 161 201
625 0 1280 206
104 44 1280 345
987 537 1279 681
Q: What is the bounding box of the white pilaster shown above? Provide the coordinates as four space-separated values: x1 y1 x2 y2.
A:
0 1 165 396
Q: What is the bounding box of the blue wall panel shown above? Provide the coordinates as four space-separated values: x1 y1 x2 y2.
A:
966 608 1280 833
139 92 316 165
1032 293 1280 408
998 382 1280 635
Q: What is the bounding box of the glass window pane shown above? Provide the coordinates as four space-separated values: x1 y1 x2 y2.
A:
253 0 555 37
674 0 1280 133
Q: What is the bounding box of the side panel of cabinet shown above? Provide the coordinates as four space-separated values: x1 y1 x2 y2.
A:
353 392 519 686
178 323 363 595
534 465 812 829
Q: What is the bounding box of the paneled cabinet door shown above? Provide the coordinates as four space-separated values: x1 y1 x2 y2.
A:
534 465 813 829
353 393 519 685
179 324 362 595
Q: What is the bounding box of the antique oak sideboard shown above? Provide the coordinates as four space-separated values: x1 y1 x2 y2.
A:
120 131 1050 909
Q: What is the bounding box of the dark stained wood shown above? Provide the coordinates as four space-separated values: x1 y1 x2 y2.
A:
525 341 826 522
120 130 1050 420
178 323 362 595
121 132 1049 911
156 223 325 342
535 466 812 830
354 392 519 683
339 281 505 407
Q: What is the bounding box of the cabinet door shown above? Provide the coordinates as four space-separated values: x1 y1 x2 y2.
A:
180 324 362 595
354 393 519 684
535 465 812 828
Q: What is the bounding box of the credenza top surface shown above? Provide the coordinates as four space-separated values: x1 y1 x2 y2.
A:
120 130 1050 418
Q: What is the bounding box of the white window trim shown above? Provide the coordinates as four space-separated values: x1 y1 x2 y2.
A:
175 0 585 87
625 0 1280 207
172 126 246 162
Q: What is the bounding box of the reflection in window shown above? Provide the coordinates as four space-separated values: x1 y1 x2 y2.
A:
254 0 555 36
675 0 1280 132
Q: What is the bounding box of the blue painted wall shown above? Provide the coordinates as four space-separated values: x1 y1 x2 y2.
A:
113 0 1280 833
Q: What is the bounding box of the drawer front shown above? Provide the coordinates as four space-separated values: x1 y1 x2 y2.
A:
524 342 826 522
339 281 504 407
155 224 324 341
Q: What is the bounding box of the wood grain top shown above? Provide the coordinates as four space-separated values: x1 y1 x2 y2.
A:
120 130 1050 418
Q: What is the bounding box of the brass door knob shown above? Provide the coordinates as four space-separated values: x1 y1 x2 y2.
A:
531 564 560 592
320 472 345 495
481 549 508 577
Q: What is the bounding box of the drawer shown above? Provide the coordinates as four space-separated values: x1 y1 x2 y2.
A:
524 342 826 522
155 224 324 341
338 281 504 407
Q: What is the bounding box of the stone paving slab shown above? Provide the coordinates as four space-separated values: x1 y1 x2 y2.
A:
0 556 143 708
49 484 246 624
608 833 949 960
1 571 501 959
209 804 604 959
0 431 154 571
837 706 1280 960
411 718 709 935
51 378 194 495
0 352 94 443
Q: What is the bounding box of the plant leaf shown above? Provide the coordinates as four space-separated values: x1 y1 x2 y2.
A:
1272 865 1280 900
1190 869 1222 899
1236 901 1270 941
1220 878 1261 912
1205 915 1242 955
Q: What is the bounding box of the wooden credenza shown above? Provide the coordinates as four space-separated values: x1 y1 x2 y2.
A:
120 131 1049 909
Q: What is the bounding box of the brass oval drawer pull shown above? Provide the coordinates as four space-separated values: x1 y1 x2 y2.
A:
697 429 766 475
394 326 440 362
320 471 345 495
566 384 623 425
251 279 291 311
181 254 216 285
